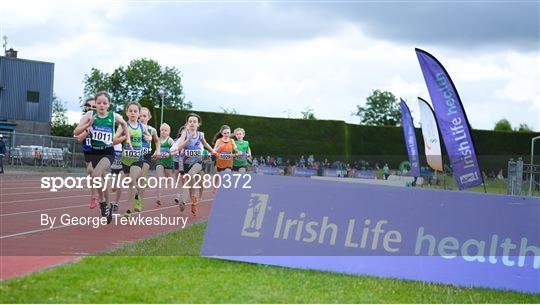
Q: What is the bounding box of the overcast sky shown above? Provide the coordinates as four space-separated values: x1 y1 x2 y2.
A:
2 0 539 131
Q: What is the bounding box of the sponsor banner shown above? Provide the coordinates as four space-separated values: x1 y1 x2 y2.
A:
323 169 346 177
416 48 482 190
255 166 281 175
355 170 376 179
400 99 420 177
293 167 317 177
418 97 443 172
202 174 540 293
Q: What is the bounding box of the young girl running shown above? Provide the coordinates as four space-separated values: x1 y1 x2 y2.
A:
170 113 215 216
213 125 238 172
75 98 98 209
155 123 175 206
138 107 160 209
173 126 185 208
109 143 124 212
232 127 252 173
115 101 150 218
73 91 130 222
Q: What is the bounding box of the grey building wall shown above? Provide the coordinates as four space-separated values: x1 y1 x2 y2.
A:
0 56 55 124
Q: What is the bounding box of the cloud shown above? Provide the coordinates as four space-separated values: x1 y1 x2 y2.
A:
2 1 538 132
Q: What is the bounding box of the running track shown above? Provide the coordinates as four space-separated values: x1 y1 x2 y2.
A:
0 171 214 280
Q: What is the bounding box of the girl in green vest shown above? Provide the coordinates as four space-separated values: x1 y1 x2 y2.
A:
115 101 151 218
155 123 175 206
73 91 131 222
233 127 252 173
138 107 160 207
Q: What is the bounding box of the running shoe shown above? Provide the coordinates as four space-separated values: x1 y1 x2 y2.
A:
190 195 198 216
179 201 186 212
191 203 198 216
90 197 98 209
174 193 180 204
111 202 119 212
123 209 132 219
99 201 109 217
156 200 161 206
106 203 114 224
134 193 142 212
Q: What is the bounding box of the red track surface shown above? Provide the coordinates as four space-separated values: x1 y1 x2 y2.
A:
0 171 213 280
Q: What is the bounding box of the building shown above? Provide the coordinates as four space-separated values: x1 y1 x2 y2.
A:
0 48 54 138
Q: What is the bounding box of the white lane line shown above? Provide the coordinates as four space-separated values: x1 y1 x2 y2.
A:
2 189 89 196
0 190 183 216
1 194 90 204
1 188 178 204
1 186 48 190
0 198 212 239
0 205 87 217
0 224 72 239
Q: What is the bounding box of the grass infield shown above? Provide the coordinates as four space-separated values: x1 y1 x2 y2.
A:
1 222 539 303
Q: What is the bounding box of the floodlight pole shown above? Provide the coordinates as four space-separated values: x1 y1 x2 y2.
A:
529 136 540 196
159 87 166 127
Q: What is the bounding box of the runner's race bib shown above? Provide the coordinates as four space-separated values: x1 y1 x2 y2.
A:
92 126 113 145
219 152 232 160
122 148 141 159
235 152 247 160
185 150 202 157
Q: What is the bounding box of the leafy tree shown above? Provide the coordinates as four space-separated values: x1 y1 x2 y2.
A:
516 123 533 132
51 94 76 137
301 108 316 120
494 119 512 132
82 58 191 112
354 89 400 126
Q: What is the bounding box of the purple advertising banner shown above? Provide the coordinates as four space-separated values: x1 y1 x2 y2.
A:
293 167 317 177
202 174 540 293
400 99 420 177
323 168 346 177
354 170 376 179
255 166 281 175
416 48 483 190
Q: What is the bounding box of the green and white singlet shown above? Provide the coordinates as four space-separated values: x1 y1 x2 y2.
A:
121 121 144 166
157 137 173 168
89 110 115 150
233 140 250 167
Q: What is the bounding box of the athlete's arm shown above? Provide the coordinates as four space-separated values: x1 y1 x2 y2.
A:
247 146 252 160
113 125 126 145
170 131 188 153
74 130 87 143
73 112 93 137
151 127 160 159
114 113 131 148
201 133 217 155
232 141 239 156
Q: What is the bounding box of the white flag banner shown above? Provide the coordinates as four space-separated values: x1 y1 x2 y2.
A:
418 97 443 172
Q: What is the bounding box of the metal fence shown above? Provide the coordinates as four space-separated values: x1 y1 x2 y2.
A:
3 132 86 168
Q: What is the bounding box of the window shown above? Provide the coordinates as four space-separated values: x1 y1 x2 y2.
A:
27 91 39 103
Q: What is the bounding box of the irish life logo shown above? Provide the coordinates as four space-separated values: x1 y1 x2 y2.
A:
241 193 270 238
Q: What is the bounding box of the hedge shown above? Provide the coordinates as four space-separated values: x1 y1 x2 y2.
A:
149 108 538 170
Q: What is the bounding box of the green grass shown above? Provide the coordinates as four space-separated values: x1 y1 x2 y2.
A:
1 223 539 303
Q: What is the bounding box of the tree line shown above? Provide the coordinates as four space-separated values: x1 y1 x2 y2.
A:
51 58 535 136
